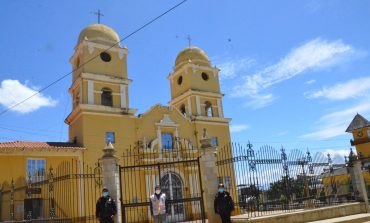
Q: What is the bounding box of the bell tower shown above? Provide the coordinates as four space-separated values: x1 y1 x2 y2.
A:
346 113 370 159
168 47 224 119
65 24 136 154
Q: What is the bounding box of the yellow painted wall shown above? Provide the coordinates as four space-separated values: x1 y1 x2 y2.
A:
0 155 79 183
80 47 127 80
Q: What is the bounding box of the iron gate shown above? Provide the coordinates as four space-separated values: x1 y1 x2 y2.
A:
119 148 205 223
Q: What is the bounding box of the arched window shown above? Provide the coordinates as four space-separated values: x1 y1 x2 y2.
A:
205 101 213 117
180 104 186 116
101 88 113 106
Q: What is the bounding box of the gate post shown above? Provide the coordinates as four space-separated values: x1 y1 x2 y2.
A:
350 159 369 212
199 129 221 223
100 142 122 222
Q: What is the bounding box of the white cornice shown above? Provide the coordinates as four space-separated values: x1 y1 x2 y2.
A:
192 116 231 123
65 104 137 124
170 89 223 105
168 63 219 80
81 72 132 85
70 41 128 64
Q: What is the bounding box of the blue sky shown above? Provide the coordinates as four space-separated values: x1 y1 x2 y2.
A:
1 0 370 157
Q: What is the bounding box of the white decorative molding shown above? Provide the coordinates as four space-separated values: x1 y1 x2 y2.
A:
217 99 223 118
87 80 94 104
118 49 125 60
156 114 178 127
120 84 127 109
82 40 127 53
87 42 95 54
169 89 222 106
81 72 132 85
187 97 192 116
79 83 83 104
168 63 217 79
157 127 162 159
213 68 219 77
196 96 201 116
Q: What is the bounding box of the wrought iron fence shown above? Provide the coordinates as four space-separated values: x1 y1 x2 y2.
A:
216 142 355 218
0 160 102 222
119 146 205 223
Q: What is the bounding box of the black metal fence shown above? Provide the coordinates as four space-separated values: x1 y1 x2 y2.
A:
119 146 205 223
216 142 355 218
0 160 102 222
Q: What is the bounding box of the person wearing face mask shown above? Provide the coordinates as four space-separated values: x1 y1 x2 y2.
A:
214 183 234 223
96 188 117 223
150 185 167 223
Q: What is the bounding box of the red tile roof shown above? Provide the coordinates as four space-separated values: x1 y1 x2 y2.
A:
0 141 84 150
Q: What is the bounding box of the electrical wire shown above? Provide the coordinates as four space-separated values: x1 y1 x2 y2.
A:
0 0 188 116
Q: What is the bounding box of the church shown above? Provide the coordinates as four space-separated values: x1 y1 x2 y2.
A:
0 23 232 221
0 23 231 175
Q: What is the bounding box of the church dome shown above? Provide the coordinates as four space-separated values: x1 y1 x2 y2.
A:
174 47 210 70
77 24 120 46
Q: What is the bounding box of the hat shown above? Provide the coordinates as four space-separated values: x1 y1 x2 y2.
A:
102 187 109 192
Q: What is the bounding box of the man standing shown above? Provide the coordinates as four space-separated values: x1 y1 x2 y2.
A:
214 183 234 223
150 185 167 223
96 188 117 223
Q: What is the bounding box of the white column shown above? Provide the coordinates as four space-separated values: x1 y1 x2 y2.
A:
87 80 94 104
79 83 83 104
187 97 192 116
120 84 127 109
175 128 181 158
157 127 162 159
217 99 223 118
196 96 201 116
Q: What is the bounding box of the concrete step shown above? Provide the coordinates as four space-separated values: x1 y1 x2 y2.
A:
308 213 370 223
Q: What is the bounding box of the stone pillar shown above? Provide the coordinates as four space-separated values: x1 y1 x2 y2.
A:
100 142 122 222
350 160 369 212
199 129 221 223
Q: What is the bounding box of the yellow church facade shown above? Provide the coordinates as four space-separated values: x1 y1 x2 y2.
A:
0 23 233 222
65 24 231 165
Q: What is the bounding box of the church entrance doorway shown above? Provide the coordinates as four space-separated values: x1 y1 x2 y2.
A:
160 172 185 222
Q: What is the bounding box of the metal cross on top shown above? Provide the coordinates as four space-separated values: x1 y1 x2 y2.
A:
94 9 104 24
187 35 192 48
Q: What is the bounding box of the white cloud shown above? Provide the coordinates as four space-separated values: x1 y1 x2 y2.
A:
301 103 370 139
305 77 370 100
230 124 249 133
218 58 255 80
0 79 57 113
230 38 355 108
245 94 276 109
277 131 288 136
305 79 316 85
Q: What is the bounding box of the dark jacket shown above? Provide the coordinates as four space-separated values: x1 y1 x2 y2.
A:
96 196 117 223
214 191 234 215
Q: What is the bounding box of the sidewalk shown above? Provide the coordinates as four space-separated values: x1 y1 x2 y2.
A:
308 213 370 223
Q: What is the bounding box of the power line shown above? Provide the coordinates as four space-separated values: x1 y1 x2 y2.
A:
0 0 188 116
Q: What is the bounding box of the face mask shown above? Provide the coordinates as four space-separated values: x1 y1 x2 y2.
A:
218 188 224 193
103 191 109 197
155 190 161 194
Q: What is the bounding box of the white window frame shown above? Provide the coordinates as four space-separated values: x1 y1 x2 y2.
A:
26 158 46 183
